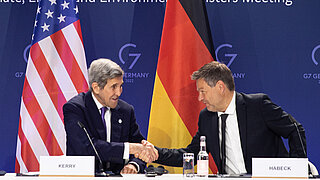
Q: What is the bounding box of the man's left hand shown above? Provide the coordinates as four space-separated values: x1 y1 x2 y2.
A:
120 164 138 174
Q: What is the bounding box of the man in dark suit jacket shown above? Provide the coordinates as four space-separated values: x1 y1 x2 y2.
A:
63 58 157 174
154 61 307 174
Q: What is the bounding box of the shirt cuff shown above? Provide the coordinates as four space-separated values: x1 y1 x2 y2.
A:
128 161 140 172
123 142 129 159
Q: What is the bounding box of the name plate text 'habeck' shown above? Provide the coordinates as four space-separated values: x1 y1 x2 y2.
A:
40 156 95 177
252 158 308 178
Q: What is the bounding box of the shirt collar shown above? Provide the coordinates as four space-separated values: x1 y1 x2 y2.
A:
91 91 109 111
218 91 236 117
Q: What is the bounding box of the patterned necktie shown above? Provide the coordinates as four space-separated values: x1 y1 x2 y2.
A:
220 114 229 174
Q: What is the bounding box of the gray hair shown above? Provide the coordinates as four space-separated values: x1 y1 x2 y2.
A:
88 58 124 91
191 61 235 91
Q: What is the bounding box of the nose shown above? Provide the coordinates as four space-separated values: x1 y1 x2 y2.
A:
115 87 122 96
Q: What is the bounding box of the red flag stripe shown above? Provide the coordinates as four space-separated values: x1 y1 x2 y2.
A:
51 30 88 94
22 79 63 156
157 0 212 136
15 125 26 172
20 97 49 159
17 117 39 172
73 20 83 44
38 35 80 102
62 22 89 86
30 43 67 120
15 158 20 173
25 56 66 152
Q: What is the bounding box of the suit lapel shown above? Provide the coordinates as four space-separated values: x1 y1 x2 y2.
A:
85 91 107 141
110 104 122 142
236 92 247 159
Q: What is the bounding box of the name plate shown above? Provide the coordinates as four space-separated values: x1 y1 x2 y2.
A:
252 158 308 178
40 156 95 177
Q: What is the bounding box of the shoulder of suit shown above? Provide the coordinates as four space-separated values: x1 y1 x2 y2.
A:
237 92 270 105
237 92 268 99
199 107 216 116
66 92 86 103
62 92 87 112
116 99 134 110
64 92 86 106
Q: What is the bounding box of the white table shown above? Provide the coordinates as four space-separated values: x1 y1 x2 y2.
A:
0 173 312 180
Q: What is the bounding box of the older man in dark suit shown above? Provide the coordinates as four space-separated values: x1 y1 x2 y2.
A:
63 58 157 174
153 61 307 174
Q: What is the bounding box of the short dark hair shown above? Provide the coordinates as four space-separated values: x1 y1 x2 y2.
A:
191 61 235 91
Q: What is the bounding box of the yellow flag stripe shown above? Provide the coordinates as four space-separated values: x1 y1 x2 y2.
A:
148 73 192 173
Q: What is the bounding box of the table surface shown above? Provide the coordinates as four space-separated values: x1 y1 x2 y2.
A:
0 173 315 180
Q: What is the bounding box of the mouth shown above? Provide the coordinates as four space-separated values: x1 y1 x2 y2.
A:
111 96 119 101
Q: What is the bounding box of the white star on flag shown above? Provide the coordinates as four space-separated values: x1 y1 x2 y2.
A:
57 14 66 23
41 22 50 32
37 6 41 14
74 5 79 14
61 1 70 10
49 0 57 5
45 9 54 19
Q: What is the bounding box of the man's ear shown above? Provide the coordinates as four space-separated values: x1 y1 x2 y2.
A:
217 80 226 93
91 82 100 94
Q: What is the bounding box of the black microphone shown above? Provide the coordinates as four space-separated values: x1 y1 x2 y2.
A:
290 117 313 175
77 121 107 177
293 122 307 157
289 115 307 157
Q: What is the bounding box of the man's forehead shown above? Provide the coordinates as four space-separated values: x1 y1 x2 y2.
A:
196 79 206 85
106 76 123 83
196 81 204 90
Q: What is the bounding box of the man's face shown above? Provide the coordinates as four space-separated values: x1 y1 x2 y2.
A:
93 76 123 108
196 78 224 112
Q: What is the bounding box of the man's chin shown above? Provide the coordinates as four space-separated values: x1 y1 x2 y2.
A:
206 106 217 112
109 100 118 108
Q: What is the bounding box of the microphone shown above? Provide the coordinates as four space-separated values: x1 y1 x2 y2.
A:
293 122 307 157
77 121 107 177
291 118 312 175
289 115 307 157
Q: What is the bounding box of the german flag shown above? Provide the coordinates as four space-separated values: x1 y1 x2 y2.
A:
147 0 217 174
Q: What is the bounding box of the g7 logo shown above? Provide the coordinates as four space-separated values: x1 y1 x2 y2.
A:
312 45 319 65
215 44 237 67
118 43 141 69
23 44 31 63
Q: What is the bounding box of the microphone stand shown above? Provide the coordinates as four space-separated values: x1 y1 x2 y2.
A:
289 115 312 176
77 121 107 177
293 122 307 157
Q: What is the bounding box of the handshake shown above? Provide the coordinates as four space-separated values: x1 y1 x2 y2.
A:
129 140 158 163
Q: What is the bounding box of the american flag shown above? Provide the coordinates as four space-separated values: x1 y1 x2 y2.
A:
15 0 89 173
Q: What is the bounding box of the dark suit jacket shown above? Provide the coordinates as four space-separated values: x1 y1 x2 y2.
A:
156 92 307 174
63 91 146 174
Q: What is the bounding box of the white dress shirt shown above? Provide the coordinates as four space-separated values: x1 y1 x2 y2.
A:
218 92 247 174
92 93 129 160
